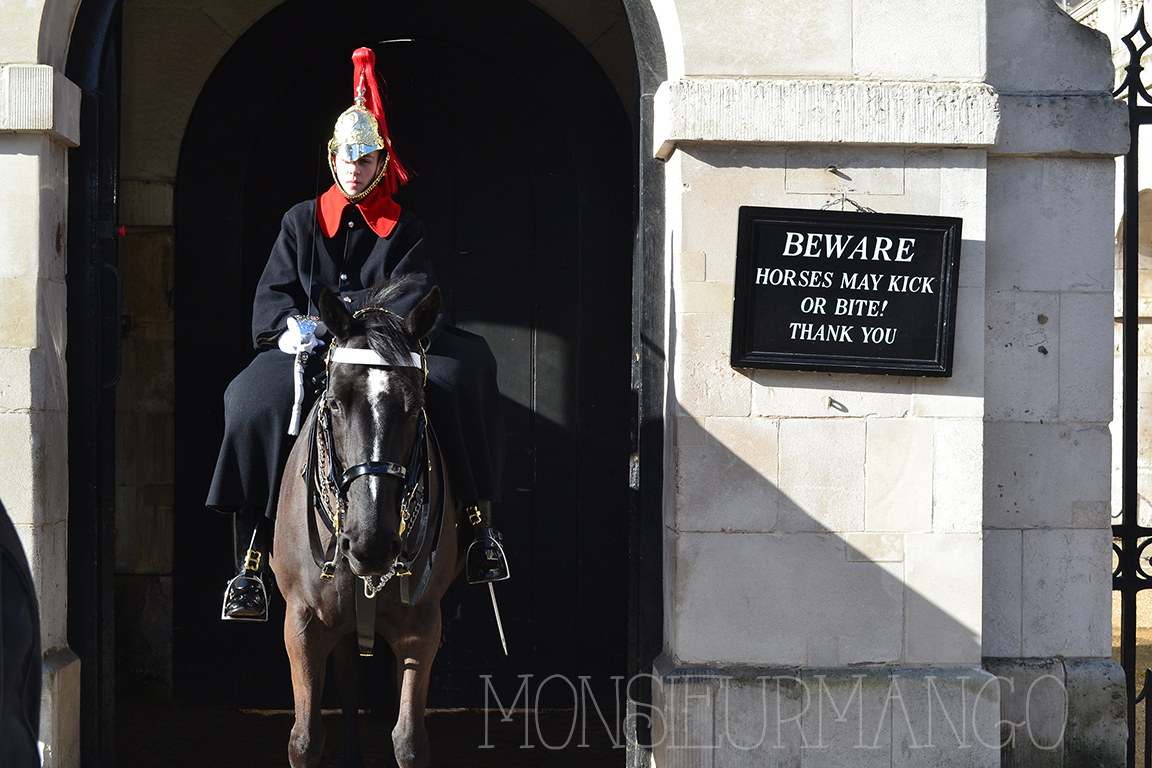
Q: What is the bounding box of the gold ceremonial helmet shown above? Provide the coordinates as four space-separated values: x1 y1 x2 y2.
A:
328 101 384 164
327 47 408 201
327 93 391 202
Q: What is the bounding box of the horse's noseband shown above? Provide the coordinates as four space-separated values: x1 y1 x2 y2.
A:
305 341 429 583
340 459 406 493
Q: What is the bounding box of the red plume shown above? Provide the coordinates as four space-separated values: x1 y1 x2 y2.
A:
350 47 410 195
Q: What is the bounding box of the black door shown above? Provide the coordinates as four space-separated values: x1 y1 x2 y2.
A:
175 0 632 711
67 0 123 763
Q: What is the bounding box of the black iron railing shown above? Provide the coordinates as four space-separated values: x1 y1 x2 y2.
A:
1114 9 1152 768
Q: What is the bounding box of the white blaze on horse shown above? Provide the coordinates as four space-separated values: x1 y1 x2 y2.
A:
270 276 464 768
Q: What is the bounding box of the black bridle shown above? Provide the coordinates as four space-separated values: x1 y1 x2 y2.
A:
304 340 430 584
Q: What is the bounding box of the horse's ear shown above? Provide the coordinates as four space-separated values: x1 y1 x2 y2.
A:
319 287 353 341
405 285 441 342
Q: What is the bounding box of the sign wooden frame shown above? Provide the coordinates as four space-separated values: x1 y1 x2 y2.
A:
730 206 963 377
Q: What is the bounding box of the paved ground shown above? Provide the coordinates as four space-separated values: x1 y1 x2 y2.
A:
116 705 625 767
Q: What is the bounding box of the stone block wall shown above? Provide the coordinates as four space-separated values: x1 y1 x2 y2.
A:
652 0 1128 765
0 62 80 767
666 143 988 671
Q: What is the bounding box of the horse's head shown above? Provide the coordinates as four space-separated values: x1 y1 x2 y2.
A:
317 277 441 577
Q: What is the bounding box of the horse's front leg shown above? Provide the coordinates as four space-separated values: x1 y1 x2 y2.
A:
388 607 442 768
284 602 334 768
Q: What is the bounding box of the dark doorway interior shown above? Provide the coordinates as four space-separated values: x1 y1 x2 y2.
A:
174 0 633 722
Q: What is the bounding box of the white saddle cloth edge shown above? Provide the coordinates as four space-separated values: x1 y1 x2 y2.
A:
330 347 421 368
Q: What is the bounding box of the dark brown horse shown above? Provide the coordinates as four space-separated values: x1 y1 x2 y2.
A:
271 277 464 768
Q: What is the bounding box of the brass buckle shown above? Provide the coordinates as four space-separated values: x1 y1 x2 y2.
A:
243 549 262 573
321 561 337 580
467 505 483 526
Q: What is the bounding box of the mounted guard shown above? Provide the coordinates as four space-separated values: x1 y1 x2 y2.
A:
206 46 509 624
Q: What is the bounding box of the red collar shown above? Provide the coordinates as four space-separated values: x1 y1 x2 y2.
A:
317 184 401 239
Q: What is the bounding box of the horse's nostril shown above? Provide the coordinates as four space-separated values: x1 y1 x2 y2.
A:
339 537 350 553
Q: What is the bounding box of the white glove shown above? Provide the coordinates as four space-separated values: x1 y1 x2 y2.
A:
278 315 327 354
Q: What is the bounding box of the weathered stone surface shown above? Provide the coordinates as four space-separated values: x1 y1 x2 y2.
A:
984 421 1110 530
678 146 787 283
752 369 911 420
714 673 802 767
675 416 780 533
655 664 1001 767
992 95 1128 158
778 418 865 532
679 251 707 283
678 0 852 79
0 349 63 418
988 0 1115 93
23 518 67 651
671 532 902 665
843 532 904 563
982 657 1063 768
981 657 1125 768
0 138 42 279
1063 658 1126 768
0 4 45 65
986 157 1115 294
783 146 906 196
932 417 983 534
37 0 80 70
40 648 81 768
939 149 987 289
0 65 80 146
854 0 985 81
676 311 752 418
1059 290 1114 423
904 533 982 665
798 669 892 768
652 657 718 767
889 668 1000 767
864 418 933 533
656 80 999 159
911 285 985 419
1021 528 1111 659
982 529 1023 658
0 410 68 528
678 280 734 314
984 290 1060 423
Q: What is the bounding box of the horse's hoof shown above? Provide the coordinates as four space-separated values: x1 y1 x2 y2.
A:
221 574 268 621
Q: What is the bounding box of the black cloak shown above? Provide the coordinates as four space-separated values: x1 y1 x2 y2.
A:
206 197 505 519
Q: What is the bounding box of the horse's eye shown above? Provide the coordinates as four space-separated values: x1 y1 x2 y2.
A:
326 397 340 412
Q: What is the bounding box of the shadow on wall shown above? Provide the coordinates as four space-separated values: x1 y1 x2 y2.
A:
647 252 1123 764
665 233 988 667
667 389 982 669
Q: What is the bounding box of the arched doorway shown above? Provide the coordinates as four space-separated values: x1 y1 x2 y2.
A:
174 0 633 715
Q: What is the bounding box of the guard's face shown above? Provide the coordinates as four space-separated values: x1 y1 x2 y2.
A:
336 150 382 197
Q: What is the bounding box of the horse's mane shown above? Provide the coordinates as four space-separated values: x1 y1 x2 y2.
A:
358 274 425 365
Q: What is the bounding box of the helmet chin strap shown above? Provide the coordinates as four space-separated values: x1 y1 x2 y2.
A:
329 151 390 202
